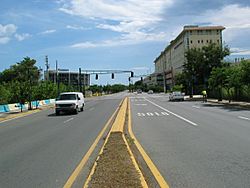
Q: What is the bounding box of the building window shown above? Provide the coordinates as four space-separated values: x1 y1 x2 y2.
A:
201 40 203 43
198 40 200 43
207 40 209 43
217 39 220 43
190 40 192 44
190 31 192 35
210 39 212 43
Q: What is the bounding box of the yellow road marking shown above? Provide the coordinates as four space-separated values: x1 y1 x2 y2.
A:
128 98 170 188
83 114 114 188
83 97 148 188
111 97 127 132
63 99 122 188
122 133 148 188
0 109 40 123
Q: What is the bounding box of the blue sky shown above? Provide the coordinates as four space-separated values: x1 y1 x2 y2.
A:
1 0 250 85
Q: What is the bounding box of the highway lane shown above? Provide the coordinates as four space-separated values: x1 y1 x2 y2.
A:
0 93 126 188
131 93 250 188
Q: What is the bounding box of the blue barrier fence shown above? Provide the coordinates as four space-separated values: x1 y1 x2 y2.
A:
0 99 54 113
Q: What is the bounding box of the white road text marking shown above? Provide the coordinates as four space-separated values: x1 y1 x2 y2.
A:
64 118 74 123
135 104 147 106
144 98 198 126
137 113 146 117
238 116 250 121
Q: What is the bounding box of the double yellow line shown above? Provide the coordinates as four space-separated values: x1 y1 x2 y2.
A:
64 97 169 188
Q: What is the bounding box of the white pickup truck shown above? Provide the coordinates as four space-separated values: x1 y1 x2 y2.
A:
169 91 185 101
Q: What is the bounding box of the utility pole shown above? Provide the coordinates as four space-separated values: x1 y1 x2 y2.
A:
27 68 32 110
45 55 49 81
56 60 60 96
79 68 82 93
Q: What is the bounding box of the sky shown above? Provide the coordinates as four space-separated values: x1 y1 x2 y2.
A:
1 0 250 85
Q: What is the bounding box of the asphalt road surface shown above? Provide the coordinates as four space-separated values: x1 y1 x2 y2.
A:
131 93 250 188
0 93 126 188
1 91 250 188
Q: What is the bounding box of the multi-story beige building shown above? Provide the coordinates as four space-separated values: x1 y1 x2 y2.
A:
152 25 225 91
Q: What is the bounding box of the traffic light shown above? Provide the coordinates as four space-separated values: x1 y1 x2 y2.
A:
131 71 134 77
111 73 114 79
95 74 98 80
141 77 143 82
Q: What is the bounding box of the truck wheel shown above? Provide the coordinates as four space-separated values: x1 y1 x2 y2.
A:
74 108 78 114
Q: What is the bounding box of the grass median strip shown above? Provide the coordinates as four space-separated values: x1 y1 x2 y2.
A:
84 97 148 188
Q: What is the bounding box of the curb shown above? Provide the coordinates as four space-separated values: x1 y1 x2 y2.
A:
83 97 148 188
207 99 250 109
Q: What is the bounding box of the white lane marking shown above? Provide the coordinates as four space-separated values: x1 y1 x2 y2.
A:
144 98 198 127
161 112 169 116
137 112 169 117
64 118 74 123
137 113 146 117
135 104 147 106
155 112 160 116
192 106 200 109
147 112 154 116
238 116 250 121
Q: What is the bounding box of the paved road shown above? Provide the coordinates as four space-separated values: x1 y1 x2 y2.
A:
131 93 250 188
0 93 126 188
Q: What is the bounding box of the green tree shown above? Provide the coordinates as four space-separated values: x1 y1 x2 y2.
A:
241 60 250 86
208 67 228 101
184 43 230 95
0 57 40 110
0 83 10 105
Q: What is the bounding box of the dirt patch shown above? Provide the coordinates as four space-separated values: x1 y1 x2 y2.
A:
87 132 143 188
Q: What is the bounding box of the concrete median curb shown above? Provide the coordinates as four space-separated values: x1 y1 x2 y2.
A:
84 97 148 188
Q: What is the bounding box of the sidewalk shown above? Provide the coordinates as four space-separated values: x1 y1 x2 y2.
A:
185 95 250 109
207 99 250 109
0 104 54 123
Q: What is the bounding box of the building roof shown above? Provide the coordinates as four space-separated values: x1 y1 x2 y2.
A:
183 25 225 31
154 25 225 64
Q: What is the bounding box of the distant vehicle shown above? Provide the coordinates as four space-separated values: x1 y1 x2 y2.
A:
169 91 184 101
55 92 85 115
137 89 142 94
148 90 154 94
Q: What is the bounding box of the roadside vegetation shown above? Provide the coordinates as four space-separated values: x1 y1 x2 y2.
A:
174 43 250 102
0 57 128 106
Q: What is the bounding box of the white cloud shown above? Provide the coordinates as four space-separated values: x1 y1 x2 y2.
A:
0 37 10 44
15 33 31 41
0 24 17 44
39 29 56 35
60 0 172 47
71 31 167 49
231 47 250 55
202 4 250 30
0 24 17 37
196 4 250 42
66 25 90 30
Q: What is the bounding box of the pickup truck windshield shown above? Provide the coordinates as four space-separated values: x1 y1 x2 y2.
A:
58 94 77 100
